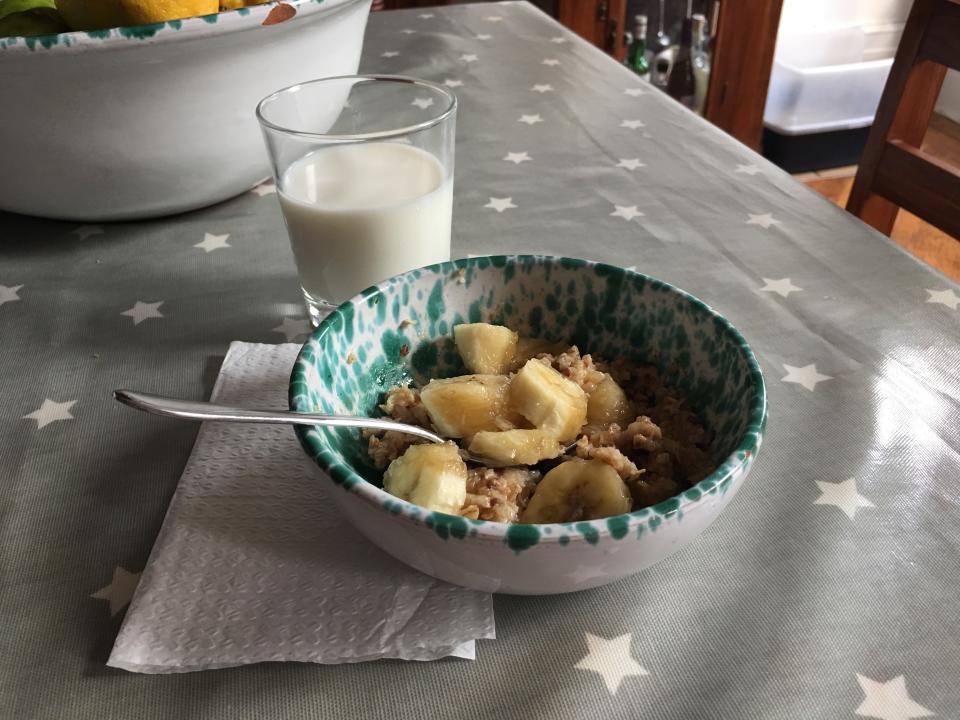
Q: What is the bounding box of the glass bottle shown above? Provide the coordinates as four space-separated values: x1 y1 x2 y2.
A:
666 15 695 109
692 13 711 115
625 15 650 79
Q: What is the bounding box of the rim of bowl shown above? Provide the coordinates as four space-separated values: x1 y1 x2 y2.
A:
0 0 364 53
290 255 768 543
256 75 457 143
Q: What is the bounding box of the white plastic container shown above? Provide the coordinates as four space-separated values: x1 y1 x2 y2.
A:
764 26 895 135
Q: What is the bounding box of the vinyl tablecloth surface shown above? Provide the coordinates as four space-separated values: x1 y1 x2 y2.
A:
2 3 959 719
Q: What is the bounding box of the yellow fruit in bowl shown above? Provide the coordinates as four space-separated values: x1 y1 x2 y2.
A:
55 0 218 30
219 0 270 8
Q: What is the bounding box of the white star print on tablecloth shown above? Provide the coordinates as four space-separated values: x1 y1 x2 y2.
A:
91 567 141 617
925 288 959 309
400 28 415 34
417 12 433 19
250 181 276 196
814 479 874 520
542 58 560 66
624 87 646 97
550 35 567 43
22 399 76 429
736 164 762 175
71 225 103 241
781 363 832 391
747 213 781 229
412 97 434 109
759 277 802 298
616 158 645 170
121 301 164 326
531 83 553 93
620 119 644 129
381 50 399 58
518 114 543 125
460 53 478 63
611 205 643 221
504 152 531 164
485 197 516 213
272 317 312 342
484 15 503 22
0 284 23 307
575 633 648 694
443 78 463 88
194 233 231 253
855 675 933 720
476 33 492 40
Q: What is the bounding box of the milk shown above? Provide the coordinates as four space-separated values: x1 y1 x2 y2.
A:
278 142 453 305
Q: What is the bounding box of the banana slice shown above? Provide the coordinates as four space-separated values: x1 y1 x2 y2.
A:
383 443 467 515
454 323 519 375
467 429 564 466
519 459 632 523
587 373 634 425
510 358 588 441
420 374 523 438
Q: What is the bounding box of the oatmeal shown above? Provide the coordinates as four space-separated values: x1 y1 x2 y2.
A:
365 322 717 522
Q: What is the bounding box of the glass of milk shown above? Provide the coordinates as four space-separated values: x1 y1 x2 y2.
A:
257 76 456 325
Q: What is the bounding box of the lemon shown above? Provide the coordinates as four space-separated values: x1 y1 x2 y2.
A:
55 0 219 31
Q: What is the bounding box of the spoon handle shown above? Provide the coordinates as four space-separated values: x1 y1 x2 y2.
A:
113 389 445 444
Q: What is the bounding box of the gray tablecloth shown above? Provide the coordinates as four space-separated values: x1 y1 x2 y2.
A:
2 2 958 718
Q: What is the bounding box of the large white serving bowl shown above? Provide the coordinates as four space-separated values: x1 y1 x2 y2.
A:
0 0 371 221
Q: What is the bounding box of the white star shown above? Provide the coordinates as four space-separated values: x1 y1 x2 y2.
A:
485 15 503 22
411 97 434 109
616 158 645 170
736 164 762 175
550 35 567 43
531 83 554 93
758 277 802 298
0 283 23 307
504 151 531 164
251 180 276 196
781 363 832 392
925 288 960 310
71 225 103 241
400 28 416 34
272 316 312 342
624 87 646 97
855 674 933 720
575 633 648 694
485 197 516 213
620 119 645 129
611 205 644 221
476 33 493 40
381 50 399 58
91 566 141 616
443 78 463 88
418 12 433 19
746 213 781 229
460 53 478 63
194 232 231 253
814 478 875 520
542 58 560 66
518 114 543 125
22 398 76 429
121 300 164 326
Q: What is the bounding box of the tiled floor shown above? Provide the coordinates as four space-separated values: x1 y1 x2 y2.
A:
799 114 960 282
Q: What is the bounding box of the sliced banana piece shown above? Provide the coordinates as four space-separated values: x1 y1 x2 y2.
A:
454 323 519 375
510 358 588 442
383 442 467 515
420 374 523 438
519 459 632 523
587 373 634 425
467 429 564 466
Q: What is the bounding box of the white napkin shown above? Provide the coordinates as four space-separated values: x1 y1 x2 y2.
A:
108 342 495 673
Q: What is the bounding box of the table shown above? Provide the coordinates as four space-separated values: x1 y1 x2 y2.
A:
2 3 959 718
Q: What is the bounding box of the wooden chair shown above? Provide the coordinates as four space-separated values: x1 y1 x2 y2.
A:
846 0 960 240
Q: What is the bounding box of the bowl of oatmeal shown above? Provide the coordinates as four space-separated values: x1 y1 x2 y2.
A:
290 255 767 594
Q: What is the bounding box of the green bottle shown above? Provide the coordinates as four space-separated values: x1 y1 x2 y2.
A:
625 15 650 79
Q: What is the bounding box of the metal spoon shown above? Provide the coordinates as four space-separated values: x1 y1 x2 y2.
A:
113 389 565 467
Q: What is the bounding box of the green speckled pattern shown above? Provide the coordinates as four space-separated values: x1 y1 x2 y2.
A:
290 255 767 551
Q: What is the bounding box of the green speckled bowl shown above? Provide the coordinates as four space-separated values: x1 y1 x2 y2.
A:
290 255 767 594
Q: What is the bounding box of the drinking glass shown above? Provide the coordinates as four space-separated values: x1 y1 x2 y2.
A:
257 75 457 325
